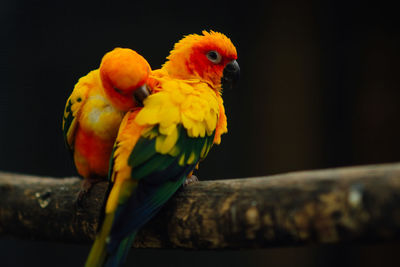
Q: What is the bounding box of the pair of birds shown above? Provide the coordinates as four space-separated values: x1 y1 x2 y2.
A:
62 31 239 267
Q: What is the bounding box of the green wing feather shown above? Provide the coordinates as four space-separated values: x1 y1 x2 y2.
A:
86 121 215 267
107 124 215 250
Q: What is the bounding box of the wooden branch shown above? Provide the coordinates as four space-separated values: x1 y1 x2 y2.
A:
1 163 400 249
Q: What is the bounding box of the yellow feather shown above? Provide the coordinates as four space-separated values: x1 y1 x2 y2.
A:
186 151 196 165
141 126 158 139
159 105 180 129
170 89 185 104
179 82 195 94
155 135 166 153
159 123 176 136
105 178 124 213
213 95 228 145
161 128 178 154
155 126 179 154
205 110 217 133
135 106 160 125
180 112 193 130
63 70 95 147
200 140 208 158
178 154 185 166
142 92 166 108
163 80 180 91
169 145 180 157
111 110 144 182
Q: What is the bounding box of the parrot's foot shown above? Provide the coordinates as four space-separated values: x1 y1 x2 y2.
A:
184 175 199 186
75 177 103 208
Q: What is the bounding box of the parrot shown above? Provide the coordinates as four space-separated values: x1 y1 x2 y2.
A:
62 48 151 201
85 30 240 267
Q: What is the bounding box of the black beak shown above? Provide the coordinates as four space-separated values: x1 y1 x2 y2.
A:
221 60 240 90
133 84 150 106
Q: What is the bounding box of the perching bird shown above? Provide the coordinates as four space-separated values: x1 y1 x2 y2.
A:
85 30 239 267
62 48 151 200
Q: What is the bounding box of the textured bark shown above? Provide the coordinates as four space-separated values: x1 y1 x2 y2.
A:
1 163 400 249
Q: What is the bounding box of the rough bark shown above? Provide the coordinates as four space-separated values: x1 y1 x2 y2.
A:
1 163 400 249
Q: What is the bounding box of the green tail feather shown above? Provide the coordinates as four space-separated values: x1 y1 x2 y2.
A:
105 232 137 267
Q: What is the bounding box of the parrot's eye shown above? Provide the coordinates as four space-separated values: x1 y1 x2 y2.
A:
206 50 222 64
113 86 123 94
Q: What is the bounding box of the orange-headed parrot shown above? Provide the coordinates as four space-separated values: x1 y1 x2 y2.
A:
62 48 151 200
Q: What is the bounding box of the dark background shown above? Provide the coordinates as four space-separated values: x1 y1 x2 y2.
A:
1 0 400 266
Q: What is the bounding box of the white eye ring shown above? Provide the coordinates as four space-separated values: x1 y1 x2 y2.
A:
206 50 222 64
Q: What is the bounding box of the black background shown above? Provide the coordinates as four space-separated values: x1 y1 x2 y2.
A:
1 0 400 266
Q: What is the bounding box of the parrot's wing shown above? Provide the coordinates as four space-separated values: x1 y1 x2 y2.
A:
107 112 215 251
62 76 91 154
86 108 215 267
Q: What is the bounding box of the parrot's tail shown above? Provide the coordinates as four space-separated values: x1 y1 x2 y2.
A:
105 232 137 267
85 215 114 267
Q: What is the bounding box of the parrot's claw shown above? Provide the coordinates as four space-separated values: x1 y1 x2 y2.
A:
184 175 199 186
75 190 89 209
75 177 102 208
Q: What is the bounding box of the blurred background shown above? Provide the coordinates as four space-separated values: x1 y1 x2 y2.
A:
1 0 399 266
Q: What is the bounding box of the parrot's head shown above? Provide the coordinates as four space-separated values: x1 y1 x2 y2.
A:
100 48 151 111
162 30 239 92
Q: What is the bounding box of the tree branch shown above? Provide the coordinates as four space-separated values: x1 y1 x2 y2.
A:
1 163 400 249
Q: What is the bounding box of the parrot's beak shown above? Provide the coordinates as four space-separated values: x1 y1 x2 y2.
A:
222 60 240 90
133 84 151 106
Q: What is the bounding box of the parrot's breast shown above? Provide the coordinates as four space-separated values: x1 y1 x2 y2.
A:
74 125 115 178
81 94 124 140
136 79 220 139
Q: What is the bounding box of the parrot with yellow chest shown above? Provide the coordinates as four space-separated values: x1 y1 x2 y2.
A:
85 30 239 267
62 48 151 200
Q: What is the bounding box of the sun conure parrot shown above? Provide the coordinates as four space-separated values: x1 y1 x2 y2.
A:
62 48 151 200
85 30 240 267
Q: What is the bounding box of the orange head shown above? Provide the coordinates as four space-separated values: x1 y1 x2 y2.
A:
100 48 151 111
162 30 239 91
